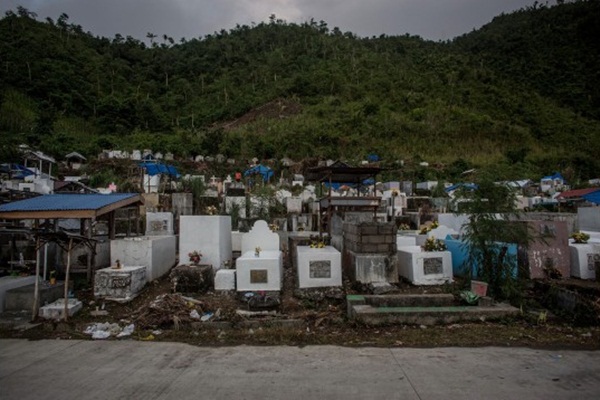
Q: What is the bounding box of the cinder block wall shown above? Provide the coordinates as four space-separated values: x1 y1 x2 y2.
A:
343 222 397 254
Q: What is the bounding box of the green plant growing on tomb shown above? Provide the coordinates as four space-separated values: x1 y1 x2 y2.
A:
452 176 533 302
459 290 480 305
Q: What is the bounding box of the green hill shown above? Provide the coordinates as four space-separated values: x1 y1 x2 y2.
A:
0 1 599 182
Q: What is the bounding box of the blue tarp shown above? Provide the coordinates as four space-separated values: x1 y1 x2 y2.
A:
244 164 273 182
138 162 180 178
445 183 478 193
0 163 36 179
323 178 375 191
367 154 380 162
541 172 566 183
582 191 600 205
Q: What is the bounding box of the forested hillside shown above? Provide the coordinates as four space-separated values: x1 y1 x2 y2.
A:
0 1 599 181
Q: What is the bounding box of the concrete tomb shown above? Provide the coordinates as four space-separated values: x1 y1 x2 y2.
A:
179 216 232 270
236 220 283 291
111 236 176 282
94 265 146 302
569 243 599 280
397 246 453 285
39 298 83 320
296 246 342 288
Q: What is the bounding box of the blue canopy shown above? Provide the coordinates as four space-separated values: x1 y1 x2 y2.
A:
139 162 180 178
0 163 36 179
244 164 273 182
445 183 478 193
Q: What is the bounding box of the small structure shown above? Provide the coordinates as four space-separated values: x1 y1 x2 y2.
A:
94 265 146 302
397 246 453 285
296 245 342 288
179 216 232 270
64 152 87 170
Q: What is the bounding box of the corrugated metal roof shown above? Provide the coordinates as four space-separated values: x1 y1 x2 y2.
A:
0 193 138 212
556 188 600 199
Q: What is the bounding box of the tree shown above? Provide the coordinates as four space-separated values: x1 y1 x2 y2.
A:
453 177 532 301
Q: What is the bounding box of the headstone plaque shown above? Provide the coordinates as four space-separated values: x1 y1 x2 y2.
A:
587 253 600 271
250 269 268 284
309 260 331 279
423 257 443 275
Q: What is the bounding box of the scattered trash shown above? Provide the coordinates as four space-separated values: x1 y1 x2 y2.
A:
200 312 213 322
190 310 201 319
581 332 592 338
151 330 163 336
140 334 155 341
550 354 563 360
84 322 134 339
116 324 135 338
419 325 427 330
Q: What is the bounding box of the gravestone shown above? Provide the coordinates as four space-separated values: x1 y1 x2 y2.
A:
569 243 599 280
111 236 176 282
145 212 174 236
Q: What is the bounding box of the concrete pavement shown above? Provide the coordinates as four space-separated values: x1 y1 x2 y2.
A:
1 339 599 399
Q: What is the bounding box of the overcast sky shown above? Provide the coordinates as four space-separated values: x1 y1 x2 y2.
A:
2 0 551 42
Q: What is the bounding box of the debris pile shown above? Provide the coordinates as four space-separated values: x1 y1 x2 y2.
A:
132 294 206 329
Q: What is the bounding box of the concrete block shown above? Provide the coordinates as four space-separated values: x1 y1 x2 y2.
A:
5 282 65 312
111 236 176 282
345 250 398 283
215 269 236 291
0 276 37 313
94 266 146 302
39 299 83 320
397 235 417 248
297 246 342 288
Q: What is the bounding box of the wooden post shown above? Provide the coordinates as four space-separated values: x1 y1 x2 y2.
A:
108 211 116 240
86 219 92 282
63 238 74 321
31 220 40 321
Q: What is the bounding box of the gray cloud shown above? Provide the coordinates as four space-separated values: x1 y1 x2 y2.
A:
1 0 547 42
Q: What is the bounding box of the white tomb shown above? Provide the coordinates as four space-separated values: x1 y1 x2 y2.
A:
296 246 342 288
111 236 176 282
236 220 283 291
145 212 174 236
397 246 453 285
39 298 83 320
179 216 232 270
569 243 599 280
94 265 146 302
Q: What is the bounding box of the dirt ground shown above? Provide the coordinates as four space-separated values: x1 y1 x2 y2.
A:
2 266 599 349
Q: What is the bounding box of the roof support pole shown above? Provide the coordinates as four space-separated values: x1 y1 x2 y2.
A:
63 237 74 321
31 219 40 321
86 219 92 282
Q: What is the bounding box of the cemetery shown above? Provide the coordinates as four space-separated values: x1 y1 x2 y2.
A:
0 149 599 347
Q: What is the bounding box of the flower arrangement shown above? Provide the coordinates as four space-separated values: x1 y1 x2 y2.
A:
419 220 439 235
255 246 262 257
309 234 329 248
269 223 278 232
188 250 202 264
398 223 411 231
422 236 447 252
570 231 590 244
205 205 218 215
